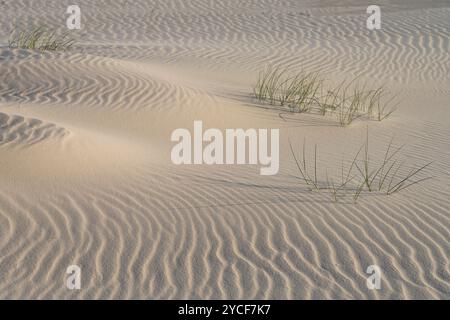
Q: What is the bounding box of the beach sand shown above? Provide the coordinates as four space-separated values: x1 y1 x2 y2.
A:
0 0 449 299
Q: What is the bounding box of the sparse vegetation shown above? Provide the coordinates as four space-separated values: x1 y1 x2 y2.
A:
254 66 322 113
289 128 432 203
366 87 398 121
254 66 398 126
8 26 75 52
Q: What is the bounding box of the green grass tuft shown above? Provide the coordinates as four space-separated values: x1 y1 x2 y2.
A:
289 127 432 203
9 26 75 52
254 67 398 125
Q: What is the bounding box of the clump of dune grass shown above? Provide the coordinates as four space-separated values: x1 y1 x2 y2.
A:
8 27 75 52
320 79 396 127
289 127 432 203
254 66 322 112
254 66 398 125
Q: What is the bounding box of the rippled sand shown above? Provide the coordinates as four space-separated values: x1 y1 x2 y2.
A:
0 0 449 299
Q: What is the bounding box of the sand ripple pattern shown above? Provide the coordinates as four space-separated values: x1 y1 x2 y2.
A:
0 0 449 300
0 49 206 113
0 164 448 299
1 1 448 84
0 112 69 148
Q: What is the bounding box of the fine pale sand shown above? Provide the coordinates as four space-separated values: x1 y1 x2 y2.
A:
0 0 449 299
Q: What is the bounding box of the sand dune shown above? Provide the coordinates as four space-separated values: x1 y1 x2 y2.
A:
0 0 448 299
